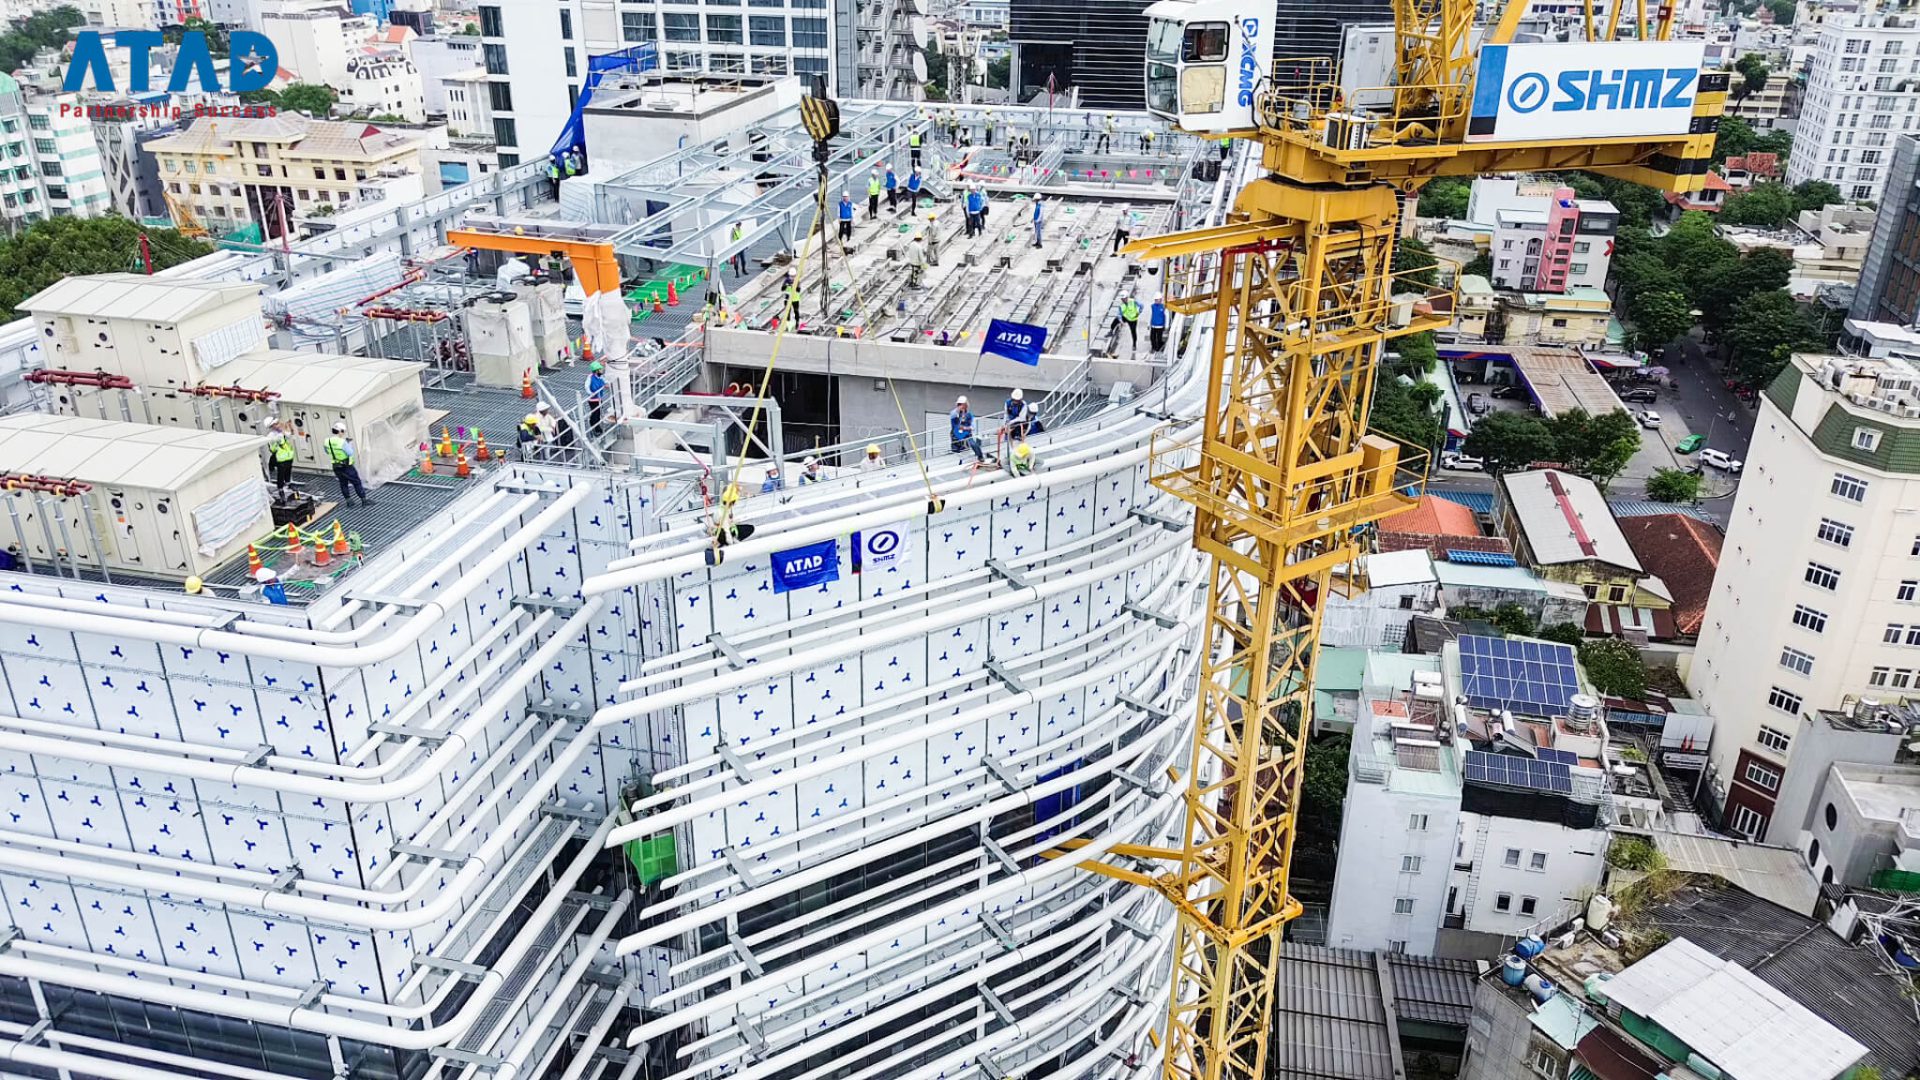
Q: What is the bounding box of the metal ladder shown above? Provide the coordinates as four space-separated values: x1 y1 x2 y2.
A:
1459 817 1491 930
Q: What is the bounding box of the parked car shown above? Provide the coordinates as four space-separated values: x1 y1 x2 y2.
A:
1700 448 1744 473
1620 387 1658 404
1638 410 1662 429
1440 451 1486 472
1675 433 1705 454
1490 384 1525 399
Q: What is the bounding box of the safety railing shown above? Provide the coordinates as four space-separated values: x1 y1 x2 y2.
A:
1257 69 1471 156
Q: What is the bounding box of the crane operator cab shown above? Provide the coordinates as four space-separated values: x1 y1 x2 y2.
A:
1143 0 1274 134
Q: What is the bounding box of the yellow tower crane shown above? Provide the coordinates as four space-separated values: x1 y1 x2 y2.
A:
1081 4 1724 1078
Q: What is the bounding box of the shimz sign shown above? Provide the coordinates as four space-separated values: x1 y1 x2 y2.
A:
1465 41 1705 143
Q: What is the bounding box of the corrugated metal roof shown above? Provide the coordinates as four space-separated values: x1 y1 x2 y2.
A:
20 273 263 323
1502 469 1641 571
1273 942 1399 1080
1384 952 1478 1026
0 413 263 490
1602 938 1866 1080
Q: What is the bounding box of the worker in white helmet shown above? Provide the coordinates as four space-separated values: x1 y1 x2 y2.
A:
799 455 824 484
949 394 984 464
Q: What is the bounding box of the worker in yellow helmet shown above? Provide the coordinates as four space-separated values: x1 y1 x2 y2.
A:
858 443 886 472
1009 439 1037 477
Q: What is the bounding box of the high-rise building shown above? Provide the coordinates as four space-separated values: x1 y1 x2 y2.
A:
1689 350 1920 842
1851 132 1920 328
1786 10 1920 205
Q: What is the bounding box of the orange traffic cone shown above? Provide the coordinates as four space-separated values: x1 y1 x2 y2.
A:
475 430 491 461
653 296 664 314
330 521 349 556
312 538 332 568
247 544 262 575
456 444 471 478
437 425 453 458
582 342 594 365
419 443 434 475
521 369 535 399
667 280 679 306
285 524 302 559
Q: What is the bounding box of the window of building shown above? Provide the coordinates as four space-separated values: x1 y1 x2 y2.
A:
792 16 827 47
491 117 517 147
1528 852 1547 871
1504 847 1521 867
488 82 513 112
1758 725 1792 755
26 114 46 131
666 12 702 39
750 15 786 44
1780 646 1815 676
1827 802 1839 830
1520 896 1538 916
483 43 508 74
479 4 503 35
1731 804 1765 840
565 49 577 78
1388 939 1407 954
333 168 346 180
1817 518 1854 547
622 11 657 40
1805 561 1841 591
1550 318 1570 328
1744 758 1782 792
1792 605 1828 633
1896 623 1914 644
1607 584 1629 603
1408 813 1428 831
1495 893 1513 912
1872 666 1892 687
1833 472 1870 501
1903 581 1920 602
1401 855 1422 873
1855 184 1876 199
1569 262 1588 275
1573 241 1590 253
1854 427 1883 452
1393 897 1415 914
1767 686 1803 714
559 8 572 38
1526 1038 1562 1080
707 13 743 41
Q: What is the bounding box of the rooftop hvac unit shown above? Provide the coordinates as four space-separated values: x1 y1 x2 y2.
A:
1902 404 1920 419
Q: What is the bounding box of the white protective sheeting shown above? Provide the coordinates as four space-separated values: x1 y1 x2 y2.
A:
192 476 270 556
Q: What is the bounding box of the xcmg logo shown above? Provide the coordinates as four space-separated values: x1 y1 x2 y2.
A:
1503 66 1697 115
62 30 278 95
1235 17 1261 107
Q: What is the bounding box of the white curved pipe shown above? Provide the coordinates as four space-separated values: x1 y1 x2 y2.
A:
0 811 619 1050
0 1019 312 1080
490 892 634 1080
0 484 589 665
556 975 640 1080
313 488 520 631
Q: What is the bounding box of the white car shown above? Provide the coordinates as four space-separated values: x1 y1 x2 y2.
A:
1638 410 1663 429
1440 451 1486 472
1699 448 1744 473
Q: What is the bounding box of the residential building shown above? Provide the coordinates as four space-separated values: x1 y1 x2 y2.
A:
7 91 111 220
1618 514 1724 640
1770 702 1907 867
1378 493 1508 562
854 0 923 99
1494 470 1673 635
1723 68 1800 132
1324 549 1444 650
0 74 47 229
1802 759 1920 889
260 7 354 87
1452 273 1494 341
1723 151 1784 189
86 100 175 220
1273 944 1477 1077
1720 204 1876 299
961 0 1007 28
411 32 483 114
1850 132 1920 327
77 0 153 28
1690 351 1920 841
442 68 493 138
1495 289 1616 350
1786 9 1920 204
339 52 427 122
1661 170 1732 216
145 113 424 237
1432 560 1588 628
1487 188 1618 294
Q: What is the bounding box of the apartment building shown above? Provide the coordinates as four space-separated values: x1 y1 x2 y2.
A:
1690 351 1920 841
1852 132 1920 326
1787 8 1920 203
1487 189 1619 294
146 114 424 237
339 52 427 122
1720 203 1875 298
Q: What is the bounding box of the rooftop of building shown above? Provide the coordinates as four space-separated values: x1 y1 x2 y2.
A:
1501 468 1641 572
1616 514 1722 637
1382 492 1482 537
146 115 424 159
1273 942 1478 1080
1495 876 1914 1078
1830 760 1920 824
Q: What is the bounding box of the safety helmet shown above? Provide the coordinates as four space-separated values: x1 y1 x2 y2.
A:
590 360 604 372
1014 442 1032 458
956 395 968 406
766 465 779 476
537 402 552 413
332 421 346 433
866 443 882 456
1011 388 1023 400
804 455 818 467
253 566 277 583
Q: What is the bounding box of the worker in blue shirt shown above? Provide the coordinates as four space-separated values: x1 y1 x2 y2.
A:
760 465 784 493
254 567 288 605
585 360 607 433
964 185 985 238
1031 194 1045 248
838 191 854 244
884 164 899 210
906 167 922 206
950 394 985 463
1149 296 1170 353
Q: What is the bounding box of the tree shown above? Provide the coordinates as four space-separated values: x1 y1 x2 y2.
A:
1490 602 1537 637
1418 177 1470 220
1765 0 1794 23
1370 376 1444 452
1546 408 1642 486
0 6 81 75
1725 289 1818 387
1720 182 1796 228
1646 467 1703 503
0 216 210 321
1462 251 1491 279
457 21 480 34
1630 288 1693 353
985 54 1009 90
1296 734 1350 858
1791 179 1841 214
1693 247 1790 336
1538 623 1586 646
1394 235 1437 289
1733 53 1770 98
1395 330 1438 375
1464 411 1558 475
1713 117 1758 163
276 83 338 117
1579 638 1648 698
163 15 228 58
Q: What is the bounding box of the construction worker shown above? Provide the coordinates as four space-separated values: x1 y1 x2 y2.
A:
858 443 886 472
909 127 922 167
1149 295 1170 353
535 401 560 444
885 164 899 210
838 191 854 243
324 421 371 505
563 150 579 179
760 465 783 493
907 233 927 287
729 221 748 276
1005 386 1032 440
924 213 941 266
1008 439 1036 477
1098 113 1115 154
586 360 607 433
964 184 985 238
867 169 882 218
906 167 922 206
950 394 985 463
545 156 561 199
266 420 296 493
1218 136 1231 162
1113 211 1133 256
518 410 543 459
1142 127 1155 154
1031 194 1045 248
1118 294 1142 351
254 566 289 605
799 455 824 484
782 273 802 323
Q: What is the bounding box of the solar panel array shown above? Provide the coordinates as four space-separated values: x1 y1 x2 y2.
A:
1463 750 1574 794
1458 635 1581 714
1537 748 1578 766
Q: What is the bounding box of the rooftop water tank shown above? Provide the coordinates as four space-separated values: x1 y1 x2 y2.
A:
1515 934 1546 959
1502 955 1527 986
1587 893 1614 932
1525 974 1556 1003
1566 693 1600 732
